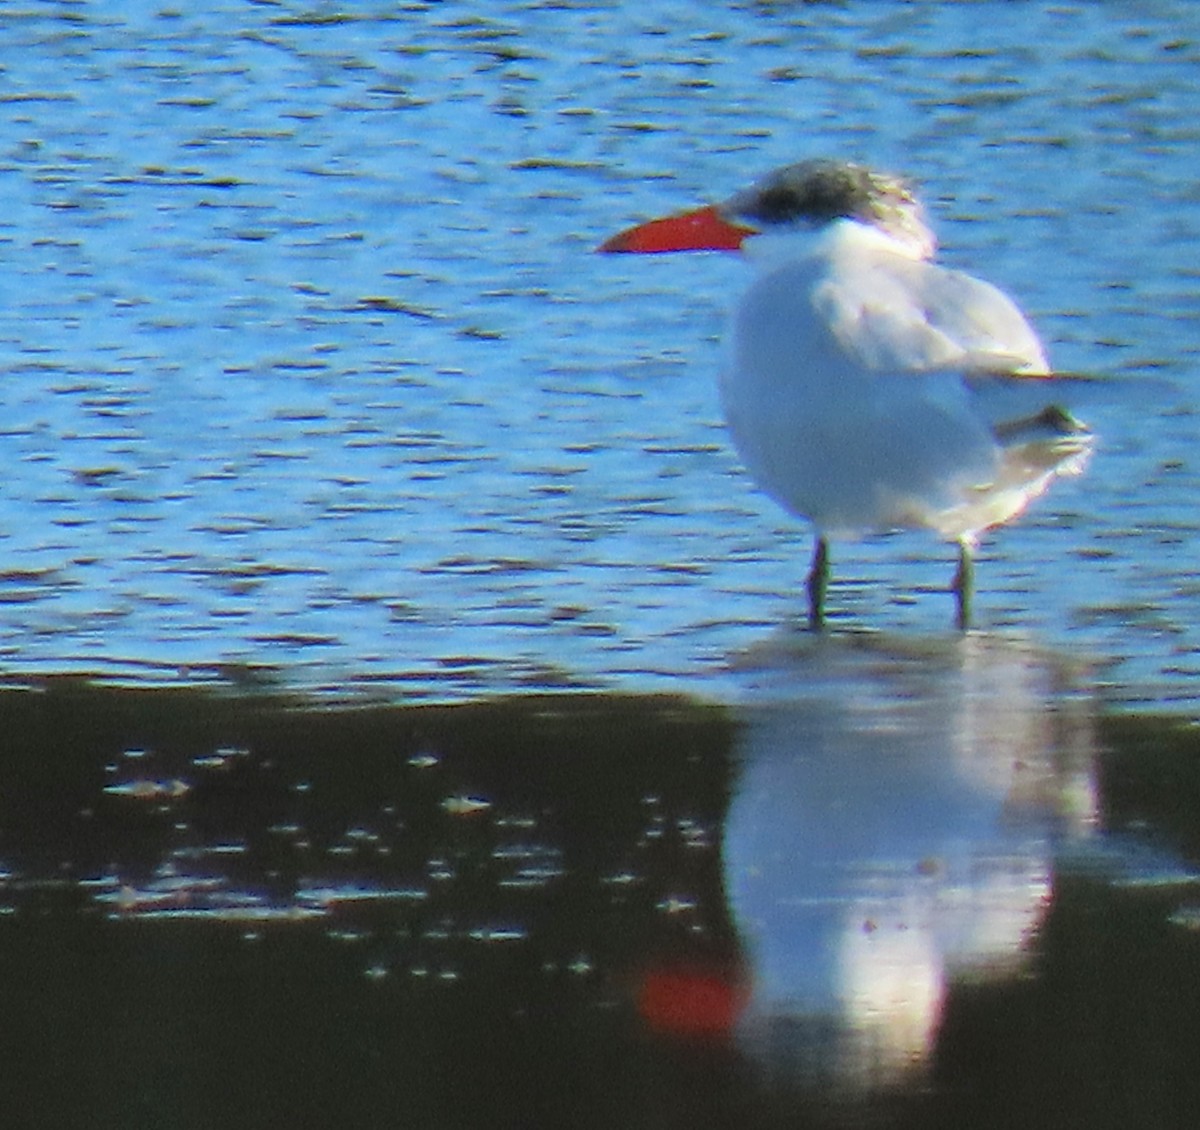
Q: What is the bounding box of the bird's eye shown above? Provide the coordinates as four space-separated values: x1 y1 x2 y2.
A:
751 185 806 223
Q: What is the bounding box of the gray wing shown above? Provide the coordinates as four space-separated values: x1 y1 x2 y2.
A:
813 250 1050 376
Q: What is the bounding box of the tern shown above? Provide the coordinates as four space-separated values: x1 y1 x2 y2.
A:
600 158 1092 629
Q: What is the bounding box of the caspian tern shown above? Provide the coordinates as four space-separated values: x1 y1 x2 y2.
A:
600 158 1092 628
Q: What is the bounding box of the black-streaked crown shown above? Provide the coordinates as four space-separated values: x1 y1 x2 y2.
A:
723 158 934 256
728 159 914 226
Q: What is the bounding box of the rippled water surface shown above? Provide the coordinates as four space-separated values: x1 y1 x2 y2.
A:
1 0 1198 704
4 4 1200 1128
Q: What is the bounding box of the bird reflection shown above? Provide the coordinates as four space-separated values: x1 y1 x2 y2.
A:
721 630 1098 1094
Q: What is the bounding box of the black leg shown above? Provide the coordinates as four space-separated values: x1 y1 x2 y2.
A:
952 539 974 630
807 535 829 631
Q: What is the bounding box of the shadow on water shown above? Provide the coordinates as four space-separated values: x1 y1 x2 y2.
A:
1 633 1199 1128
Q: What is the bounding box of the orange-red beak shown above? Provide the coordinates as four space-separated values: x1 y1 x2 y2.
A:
599 204 755 254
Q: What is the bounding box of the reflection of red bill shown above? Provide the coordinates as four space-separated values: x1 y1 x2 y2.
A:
599 205 754 254
637 964 748 1038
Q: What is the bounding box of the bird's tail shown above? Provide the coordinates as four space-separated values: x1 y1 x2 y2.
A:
992 402 1094 481
966 372 1095 476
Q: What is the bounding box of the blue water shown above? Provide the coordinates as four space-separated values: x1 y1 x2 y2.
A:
1 1 1198 706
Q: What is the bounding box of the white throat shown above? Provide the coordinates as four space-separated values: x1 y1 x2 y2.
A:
741 215 936 272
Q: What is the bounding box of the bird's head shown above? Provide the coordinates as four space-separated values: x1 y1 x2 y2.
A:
599 158 936 261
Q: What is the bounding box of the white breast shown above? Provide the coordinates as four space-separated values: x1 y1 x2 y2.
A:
719 222 1061 540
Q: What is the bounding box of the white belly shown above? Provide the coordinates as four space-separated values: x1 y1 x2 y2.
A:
721 363 1003 538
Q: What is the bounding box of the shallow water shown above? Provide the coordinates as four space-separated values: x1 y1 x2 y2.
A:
3 645 1200 1129
3 2 1200 1126
0 0 1198 705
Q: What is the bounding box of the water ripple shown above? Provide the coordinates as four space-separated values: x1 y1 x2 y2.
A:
0 2 1197 707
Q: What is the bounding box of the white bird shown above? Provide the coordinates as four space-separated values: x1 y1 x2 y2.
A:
600 158 1092 629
